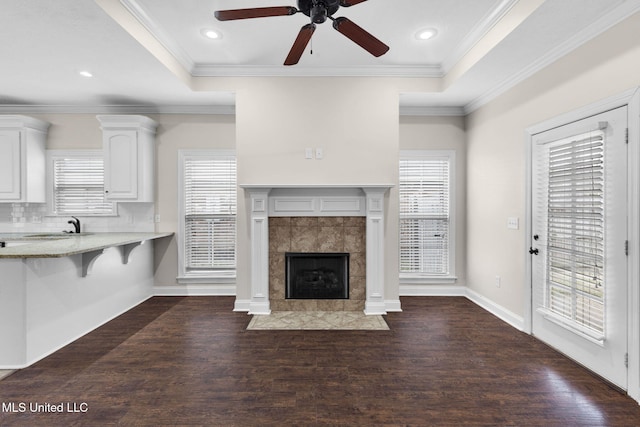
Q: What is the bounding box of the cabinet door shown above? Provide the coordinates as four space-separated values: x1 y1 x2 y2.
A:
104 131 138 200
0 131 21 200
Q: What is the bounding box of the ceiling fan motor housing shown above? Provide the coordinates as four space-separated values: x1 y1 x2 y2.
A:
299 0 340 23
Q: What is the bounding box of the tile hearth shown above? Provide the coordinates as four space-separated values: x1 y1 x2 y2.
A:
246 311 389 330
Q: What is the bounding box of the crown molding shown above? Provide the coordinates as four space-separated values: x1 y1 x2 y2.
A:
1 103 462 117
0 104 235 115
191 64 444 78
464 0 640 114
0 115 51 132
440 0 519 74
399 106 466 117
120 0 196 73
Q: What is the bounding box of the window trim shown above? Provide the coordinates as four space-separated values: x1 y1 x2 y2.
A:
177 149 237 284
46 149 117 217
399 150 457 284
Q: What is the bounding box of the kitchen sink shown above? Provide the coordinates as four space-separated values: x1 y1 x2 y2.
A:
1 241 35 248
24 233 92 238
1 233 94 249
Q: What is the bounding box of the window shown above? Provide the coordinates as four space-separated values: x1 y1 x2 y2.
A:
399 150 455 282
545 131 605 335
47 150 115 216
178 150 236 282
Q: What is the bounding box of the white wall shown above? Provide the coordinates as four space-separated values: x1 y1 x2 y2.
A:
152 114 235 287
465 12 640 317
399 115 467 287
235 77 400 303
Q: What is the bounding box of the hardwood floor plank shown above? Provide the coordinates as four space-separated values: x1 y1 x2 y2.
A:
1 296 639 426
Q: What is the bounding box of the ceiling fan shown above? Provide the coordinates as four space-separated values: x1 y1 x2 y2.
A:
214 0 389 65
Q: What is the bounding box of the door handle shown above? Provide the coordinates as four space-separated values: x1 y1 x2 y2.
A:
529 247 539 255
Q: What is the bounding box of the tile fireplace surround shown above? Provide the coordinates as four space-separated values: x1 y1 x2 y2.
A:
270 216 365 311
240 185 394 315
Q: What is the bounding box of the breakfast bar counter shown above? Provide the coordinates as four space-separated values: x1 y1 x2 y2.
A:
0 232 173 258
0 232 174 369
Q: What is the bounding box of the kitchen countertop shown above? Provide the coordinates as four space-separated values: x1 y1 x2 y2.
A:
0 232 174 259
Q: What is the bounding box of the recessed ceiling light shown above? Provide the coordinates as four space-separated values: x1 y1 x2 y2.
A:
78 70 93 78
416 28 438 41
201 28 221 40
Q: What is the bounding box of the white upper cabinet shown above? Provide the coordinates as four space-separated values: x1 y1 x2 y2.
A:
0 115 49 203
97 115 158 202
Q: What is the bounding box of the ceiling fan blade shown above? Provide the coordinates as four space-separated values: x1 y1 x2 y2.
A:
339 0 368 7
284 23 316 66
332 17 389 57
215 6 297 21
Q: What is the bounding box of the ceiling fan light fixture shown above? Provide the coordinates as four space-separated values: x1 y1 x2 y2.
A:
416 28 438 41
311 4 328 23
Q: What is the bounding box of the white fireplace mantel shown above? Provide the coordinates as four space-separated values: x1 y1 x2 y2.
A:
240 184 394 315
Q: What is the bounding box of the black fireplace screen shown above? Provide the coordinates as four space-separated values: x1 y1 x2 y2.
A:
285 252 349 299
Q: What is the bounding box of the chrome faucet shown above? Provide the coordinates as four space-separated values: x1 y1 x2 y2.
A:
67 216 81 233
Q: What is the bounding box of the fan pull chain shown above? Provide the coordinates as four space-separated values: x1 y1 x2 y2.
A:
310 37 313 55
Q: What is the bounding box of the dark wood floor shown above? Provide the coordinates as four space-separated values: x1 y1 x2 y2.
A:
1 297 639 426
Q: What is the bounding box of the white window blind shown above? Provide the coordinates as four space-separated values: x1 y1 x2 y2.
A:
399 153 451 275
52 154 114 215
545 132 605 334
183 154 237 273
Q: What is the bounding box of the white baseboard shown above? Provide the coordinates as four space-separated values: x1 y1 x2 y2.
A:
385 299 403 312
400 284 524 331
400 284 467 296
465 288 525 331
233 299 251 313
153 284 236 296
364 301 388 315
249 301 271 315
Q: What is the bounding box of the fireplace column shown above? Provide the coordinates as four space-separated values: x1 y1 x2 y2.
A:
363 187 388 315
247 188 271 314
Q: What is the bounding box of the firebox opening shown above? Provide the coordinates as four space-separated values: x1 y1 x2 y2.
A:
285 252 349 299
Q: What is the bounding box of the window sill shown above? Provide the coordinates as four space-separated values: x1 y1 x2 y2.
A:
400 275 457 285
177 273 236 285
45 213 120 218
536 308 605 346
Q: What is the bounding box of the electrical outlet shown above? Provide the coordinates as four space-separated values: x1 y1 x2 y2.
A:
495 276 501 288
507 217 519 230
154 214 161 223
315 148 323 159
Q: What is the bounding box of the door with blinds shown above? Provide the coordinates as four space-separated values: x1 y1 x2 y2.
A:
531 107 628 389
